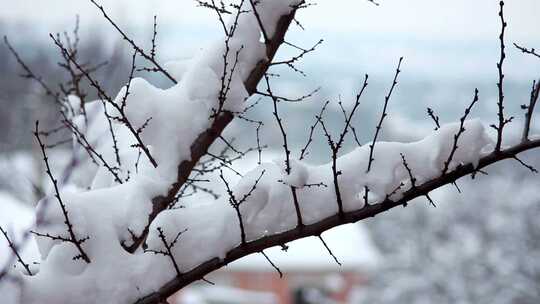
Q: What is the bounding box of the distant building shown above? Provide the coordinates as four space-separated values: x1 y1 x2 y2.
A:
174 223 380 304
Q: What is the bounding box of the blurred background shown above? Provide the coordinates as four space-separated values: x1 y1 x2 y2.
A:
1 0 539 303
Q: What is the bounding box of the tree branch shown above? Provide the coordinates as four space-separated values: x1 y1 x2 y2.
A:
134 137 540 304
125 5 301 254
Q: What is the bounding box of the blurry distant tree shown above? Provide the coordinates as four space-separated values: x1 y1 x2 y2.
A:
359 154 540 304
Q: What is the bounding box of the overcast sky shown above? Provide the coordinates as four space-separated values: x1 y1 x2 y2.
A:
2 0 539 40
2 0 539 127
2 0 539 78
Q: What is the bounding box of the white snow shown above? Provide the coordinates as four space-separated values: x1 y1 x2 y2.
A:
0 192 39 304
0 192 39 268
12 1 498 303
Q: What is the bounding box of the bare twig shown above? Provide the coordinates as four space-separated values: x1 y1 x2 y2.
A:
513 156 538 173
260 251 282 278
151 16 158 59
89 0 177 84
318 235 342 266
522 80 540 142
4 36 64 107
249 0 270 44
196 0 230 36
427 107 441 130
145 227 188 277
271 40 323 76
299 100 330 160
34 121 91 263
0 226 32 275
319 75 369 217
254 87 320 102
220 170 265 244
51 35 158 168
442 89 480 175
400 153 416 188
367 57 403 172
493 1 511 152
514 43 540 59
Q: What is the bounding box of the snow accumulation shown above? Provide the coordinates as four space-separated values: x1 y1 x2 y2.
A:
11 1 496 303
0 192 39 270
0 192 39 304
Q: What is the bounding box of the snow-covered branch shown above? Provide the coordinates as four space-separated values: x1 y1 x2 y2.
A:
1 1 539 304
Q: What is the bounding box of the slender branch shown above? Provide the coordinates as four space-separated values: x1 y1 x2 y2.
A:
427 107 441 130
51 34 158 168
145 227 187 277
266 74 291 174
254 87 320 102
0 226 32 275
249 0 270 44
4 36 64 107
271 39 323 76
400 153 416 188
60 110 123 183
88 0 177 84
442 89 480 175
34 121 91 263
522 80 540 142
196 0 230 36
151 15 158 59
318 235 342 266
299 100 330 160
220 169 265 245
260 251 282 278
513 156 538 173
127 6 302 254
514 43 540 59
367 57 403 172
318 76 369 217
494 0 509 152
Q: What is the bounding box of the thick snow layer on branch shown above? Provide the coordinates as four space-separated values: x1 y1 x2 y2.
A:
74 1 304 186
23 115 492 304
21 1 302 303
19 1 494 303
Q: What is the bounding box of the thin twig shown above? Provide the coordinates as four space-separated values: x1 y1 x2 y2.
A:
367 57 403 173
318 235 342 266
89 0 177 84
494 1 510 152
249 0 270 44
522 80 540 142
34 121 91 263
0 226 32 275
442 89 480 175
514 43 540 59
260 251 282 278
